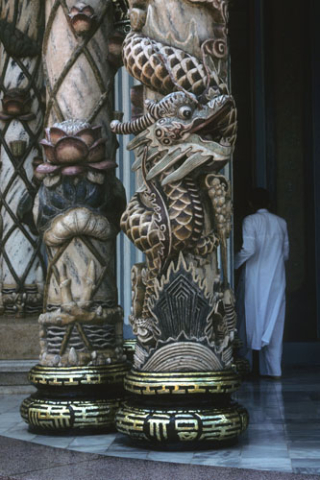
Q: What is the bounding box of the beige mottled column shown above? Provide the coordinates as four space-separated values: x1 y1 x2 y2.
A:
0 0 46 316
21 0 130 434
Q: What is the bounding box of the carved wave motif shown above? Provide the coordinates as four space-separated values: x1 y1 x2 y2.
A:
46 324 116 354
46 326 86 354
142 342 223 372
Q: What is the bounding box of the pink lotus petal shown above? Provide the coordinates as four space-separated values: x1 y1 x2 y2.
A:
87 138 106 163
40 141 57 163
55 136 88 164
89 160 117 170
81 6 95 16
0 113 13 120
69 6 80 15
36 163 60 173
49 127 69 145
61 165 85 176
2 102 24 116
76 128 97 147
71 14 94 34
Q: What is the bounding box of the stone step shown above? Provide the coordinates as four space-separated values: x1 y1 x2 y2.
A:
0 316 39 361
0 360 37 385
0 360 37 394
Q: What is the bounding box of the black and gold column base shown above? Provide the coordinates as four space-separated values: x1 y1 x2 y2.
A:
21 363 130 434
117 402 248 444
116 369 249 445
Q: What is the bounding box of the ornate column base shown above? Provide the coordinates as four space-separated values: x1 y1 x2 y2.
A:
21 363 130 434
116 369 249 445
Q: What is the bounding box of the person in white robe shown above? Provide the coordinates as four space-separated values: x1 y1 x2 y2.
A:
235 188 289 378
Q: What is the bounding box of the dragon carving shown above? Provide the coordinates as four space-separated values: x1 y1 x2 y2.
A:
111 0 237 370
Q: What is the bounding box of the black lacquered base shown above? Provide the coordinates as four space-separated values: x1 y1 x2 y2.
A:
116 401 248 444
21 363 130 434
116 369 249 445
20 396 123 434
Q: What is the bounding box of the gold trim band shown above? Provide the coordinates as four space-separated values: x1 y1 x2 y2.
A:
29 362 130 387
124 368 241 395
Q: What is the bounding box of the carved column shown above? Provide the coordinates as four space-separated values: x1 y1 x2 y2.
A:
21 0 130 434
112 0 248 445
0 0 46 316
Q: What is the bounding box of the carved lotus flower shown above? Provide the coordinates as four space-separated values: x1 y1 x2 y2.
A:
38 119 116 177
69 3 97 35
0 89 35 121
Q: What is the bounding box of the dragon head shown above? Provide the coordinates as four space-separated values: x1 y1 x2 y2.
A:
125 91 237 185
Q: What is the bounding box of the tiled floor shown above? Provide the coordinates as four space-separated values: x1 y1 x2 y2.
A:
0 366 319 476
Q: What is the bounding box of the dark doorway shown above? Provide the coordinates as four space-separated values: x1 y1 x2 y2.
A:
229 0 319 342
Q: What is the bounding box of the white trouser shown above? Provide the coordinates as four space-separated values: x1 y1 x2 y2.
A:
244 303 285 376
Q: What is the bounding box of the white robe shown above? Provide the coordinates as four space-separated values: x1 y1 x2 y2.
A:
235 209 289 364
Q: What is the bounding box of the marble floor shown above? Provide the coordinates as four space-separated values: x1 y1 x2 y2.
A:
0 366 319 476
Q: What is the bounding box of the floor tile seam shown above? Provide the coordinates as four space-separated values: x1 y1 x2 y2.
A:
0 433 37 442
193 461 293 474
289 451 320 459
68 437 117 447
66 443 117 453
67 442 116 450
68 445 110 451
192 450 244 458
146 451 195 457
104 449 150 456
30 437 77 449
0 432 82 451
100 452 149 459
3 425 34 434
145 453 193 464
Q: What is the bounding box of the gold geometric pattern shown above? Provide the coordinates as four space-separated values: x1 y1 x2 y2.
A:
29 363 130 387
124 369 241 396
116 402 249 443
21 396 122 432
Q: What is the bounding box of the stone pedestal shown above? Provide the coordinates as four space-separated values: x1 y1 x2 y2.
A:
117 370 248 444
21 364 128 433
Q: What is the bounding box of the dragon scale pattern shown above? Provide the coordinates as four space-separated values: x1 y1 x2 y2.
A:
121 167 219 318
122 32 223 97
164 175 204 251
